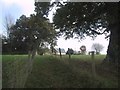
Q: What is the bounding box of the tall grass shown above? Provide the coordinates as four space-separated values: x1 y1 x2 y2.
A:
2 55 29 88
2 55 118 88
25 55 118 88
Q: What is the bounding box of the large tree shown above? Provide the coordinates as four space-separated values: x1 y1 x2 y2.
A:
5 2 57 59
53 2 119 64
34 2 58 53
10 13 56 59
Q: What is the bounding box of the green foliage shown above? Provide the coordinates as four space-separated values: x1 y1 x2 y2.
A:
52 2 119 63
34 1 58 51
34 2 51 17
2 2 57 54
53 2 118 39
37 47 50 55
8 13 56 54
66 48 74 55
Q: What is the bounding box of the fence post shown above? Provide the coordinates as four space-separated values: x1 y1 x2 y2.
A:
59 48 62 59
91 51 95 60
91 51 96 78
68 48 71 59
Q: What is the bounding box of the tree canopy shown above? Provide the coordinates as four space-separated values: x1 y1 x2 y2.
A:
2 2 57 55
2 1 119 63
53 2 118 39
53 2 119 63
9 14 56 54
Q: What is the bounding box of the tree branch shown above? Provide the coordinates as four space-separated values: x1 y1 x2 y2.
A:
90 28 108 35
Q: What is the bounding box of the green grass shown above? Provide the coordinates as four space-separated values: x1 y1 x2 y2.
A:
2 55 118 88
2 55 28 88
25 55 118 88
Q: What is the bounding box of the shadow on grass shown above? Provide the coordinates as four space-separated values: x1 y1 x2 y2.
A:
25 55 118 88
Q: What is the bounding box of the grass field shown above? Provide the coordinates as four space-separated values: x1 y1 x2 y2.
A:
2 55 118 88
2 55 30 88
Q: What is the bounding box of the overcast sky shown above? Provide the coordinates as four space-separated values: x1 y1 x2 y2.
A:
0 0 109 54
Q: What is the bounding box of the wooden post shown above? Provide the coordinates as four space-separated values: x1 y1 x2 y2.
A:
91 51 95 60
69 53 71 59
59 48 62 58
68 48 71 59
91 51 96 78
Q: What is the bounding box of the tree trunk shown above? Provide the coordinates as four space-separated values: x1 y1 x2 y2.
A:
31 50 36 59
28 50 36 60
69 54 71 59
28 51 31 61
27 50 36 74
105 24 119 64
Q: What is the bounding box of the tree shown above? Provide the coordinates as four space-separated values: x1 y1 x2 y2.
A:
50 38 57 54
53 2 119 64
0 34 1 54
10 13 56 59
66 48 74 59
3 14 14 38
37 42 51 55
92 43 104 54
66 48 74 55
34 2 58 54
34 2 51 18
80 45 86 55
2 14 15 54
1 34 10 54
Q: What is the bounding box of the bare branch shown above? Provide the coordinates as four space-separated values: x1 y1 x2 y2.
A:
3 14 14 38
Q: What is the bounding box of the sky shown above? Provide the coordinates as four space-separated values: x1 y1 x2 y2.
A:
56 35 109 54
0 0 109 54
0 0 35 34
